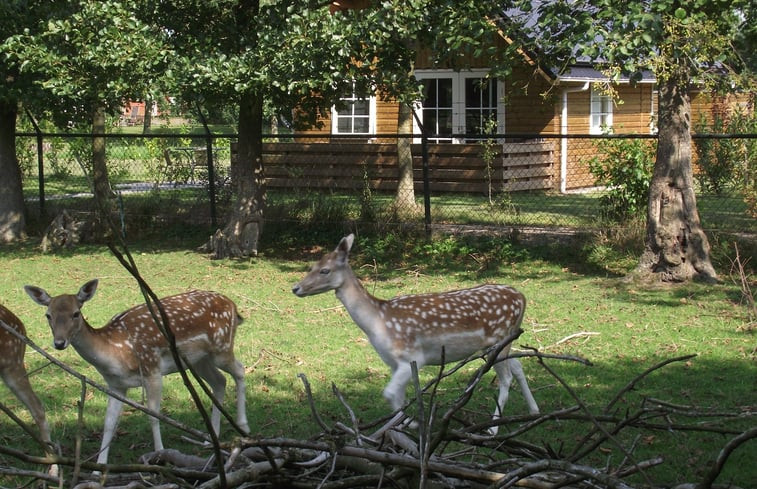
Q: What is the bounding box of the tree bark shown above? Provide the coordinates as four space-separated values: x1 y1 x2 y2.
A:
203 91 265 259
636 77 717 282
393 102 421 217
142 98 152 133
92 104 113 205
0 101 27 242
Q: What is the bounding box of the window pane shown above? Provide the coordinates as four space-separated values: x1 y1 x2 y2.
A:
437 109 453 135
337 117 352 133
353 100 369 115
438 79 453 107
423 80 437 107
466 79 481 108
353 117 369 133
424 109 438 132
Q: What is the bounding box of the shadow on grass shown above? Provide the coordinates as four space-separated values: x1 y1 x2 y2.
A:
22 351 753 488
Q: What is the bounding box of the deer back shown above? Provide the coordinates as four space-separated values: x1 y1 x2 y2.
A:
0 304 27 371
380 284 526 362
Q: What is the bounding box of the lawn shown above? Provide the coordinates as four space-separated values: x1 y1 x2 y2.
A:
0 229 754 487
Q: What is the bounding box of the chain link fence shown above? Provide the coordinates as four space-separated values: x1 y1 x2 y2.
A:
17 131 756 237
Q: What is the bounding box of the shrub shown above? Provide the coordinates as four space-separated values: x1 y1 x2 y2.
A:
588 136 656 222
694 106 757 216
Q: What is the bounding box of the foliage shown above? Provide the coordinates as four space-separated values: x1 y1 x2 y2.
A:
3 1 173 125
511 0 755 91
329 1 520 106
694 103 757 215
588 136 655 222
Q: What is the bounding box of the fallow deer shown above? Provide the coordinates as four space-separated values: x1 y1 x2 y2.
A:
292 234 538 433
24 279 249 465
0 303 52 447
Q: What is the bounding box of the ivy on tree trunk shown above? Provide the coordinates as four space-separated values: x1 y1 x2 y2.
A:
637 77 718 282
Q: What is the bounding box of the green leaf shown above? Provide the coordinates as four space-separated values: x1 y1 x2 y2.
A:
674 8 687 20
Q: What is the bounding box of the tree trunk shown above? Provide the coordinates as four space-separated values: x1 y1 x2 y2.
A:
0 101 27 242
143 98 152 133
392 103 421 218
636 77 717 282
203 91 265 259
92 105 113 205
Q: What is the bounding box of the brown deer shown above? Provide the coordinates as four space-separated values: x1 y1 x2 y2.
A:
0 303 52 447
292 234 538 433
24 279 249 465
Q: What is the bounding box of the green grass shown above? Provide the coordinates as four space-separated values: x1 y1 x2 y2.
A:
0 229 754 487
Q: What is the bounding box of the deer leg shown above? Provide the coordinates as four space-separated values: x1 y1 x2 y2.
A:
383 362 413 412
98 391 125 465
194 359 227 436
143 376 164 452
213 354 249 431
490 359 515 435
508 358 539 414
2 365 52 446
225 359 249 433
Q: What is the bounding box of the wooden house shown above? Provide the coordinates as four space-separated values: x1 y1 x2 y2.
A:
262 20 744 195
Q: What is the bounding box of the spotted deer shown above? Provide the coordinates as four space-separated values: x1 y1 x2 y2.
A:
292 234 539 433
0 303 52 448
24 279 249 466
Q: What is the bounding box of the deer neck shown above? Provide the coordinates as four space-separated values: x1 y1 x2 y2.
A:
70 319 119 368
334 268 386 339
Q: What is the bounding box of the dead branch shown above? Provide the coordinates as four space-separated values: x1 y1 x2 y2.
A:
695 426 757 489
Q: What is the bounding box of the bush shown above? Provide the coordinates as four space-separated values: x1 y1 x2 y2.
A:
588 136 655 222
695 106 757 216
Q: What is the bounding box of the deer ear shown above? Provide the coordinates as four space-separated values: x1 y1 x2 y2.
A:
336 234 354 263
77 279 99 303
24 285 52 307
341 234 355 252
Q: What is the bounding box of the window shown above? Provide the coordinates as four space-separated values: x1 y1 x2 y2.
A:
465 77 498 136
420 78 453 142
590 85 613 134
332 84 376 136
414 70 504 143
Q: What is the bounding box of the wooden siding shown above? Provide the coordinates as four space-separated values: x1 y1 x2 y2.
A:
233 141 557 194
504 67 559 134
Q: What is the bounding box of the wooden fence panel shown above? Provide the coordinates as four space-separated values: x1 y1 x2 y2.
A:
234 140 557 193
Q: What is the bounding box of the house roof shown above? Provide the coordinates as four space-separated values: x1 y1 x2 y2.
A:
557 64 656 84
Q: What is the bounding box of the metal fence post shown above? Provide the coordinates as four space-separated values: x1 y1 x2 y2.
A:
411 109 432 238
196 104 217 228
421 131 431 238
25 110 46 218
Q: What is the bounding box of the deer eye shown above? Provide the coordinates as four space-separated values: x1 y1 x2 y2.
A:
319 268 330 275
45 313 51 321
72 311 81 319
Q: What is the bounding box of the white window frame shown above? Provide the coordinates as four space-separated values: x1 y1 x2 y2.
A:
331 84 377 136
650 85 658 134
590 84 613 134
413 69 505 143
